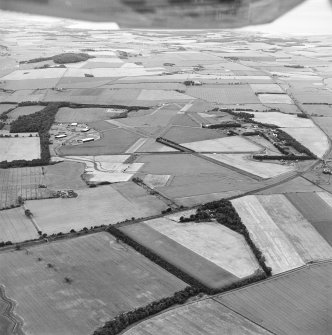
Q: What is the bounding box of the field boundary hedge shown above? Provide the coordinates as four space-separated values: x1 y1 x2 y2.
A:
156 137 195 153
93 286 200 335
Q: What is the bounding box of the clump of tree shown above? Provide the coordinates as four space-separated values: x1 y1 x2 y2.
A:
0 241 12 247
21 53 94 65
24 209 33 218
64 277 73 284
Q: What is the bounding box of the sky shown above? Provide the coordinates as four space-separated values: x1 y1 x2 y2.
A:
241 0 332 36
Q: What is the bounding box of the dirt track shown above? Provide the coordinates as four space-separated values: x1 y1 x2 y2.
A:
0 286 24 335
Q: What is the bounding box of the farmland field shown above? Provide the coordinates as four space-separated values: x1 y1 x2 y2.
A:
217 263 332 335
124 299 273 335
182 136 262 153
283 127 329 158
163 126 222 143
137 89 193 101
0 233 186 335
204 153 293 178
43 161 86 190
7 106 44 121
250 83 283 93
145 218 259 279
142 174 170 188
232 195 305 274
257 176 321 194
0 104 16 114
1 68 66 80
120 221 249 290
0 207 38 243
185 85 260 104
0 137 40 162
258 93 293 104
252 112 315 127
135 154 261 205
313 116 332 138
25 183 167 235
0 167 53 209
55 107 127 123
257 194 332 262
286 192 332 245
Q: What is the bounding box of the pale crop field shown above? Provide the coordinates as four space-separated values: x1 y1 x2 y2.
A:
284 127 329 158
185 86 260 104
55 107 119 123
124 299 272 335
1 68 66 80
257 194 332 262
0 137 40 162
143 174 171 188
137 90 194 101
0 233 186 335
258 93 294 104
0 207 38 243
204 154 293 178
25 183 167 234
64 67 164 78
145 218 259 278
252 112 315 128
250 83 283 93
182 136 261 153
317 191 332 208
232 195 305 274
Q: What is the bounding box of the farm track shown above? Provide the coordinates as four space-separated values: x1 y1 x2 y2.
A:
0 286 24 335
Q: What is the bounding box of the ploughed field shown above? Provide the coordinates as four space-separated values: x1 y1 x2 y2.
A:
0 167 52 209
0 232 186 335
